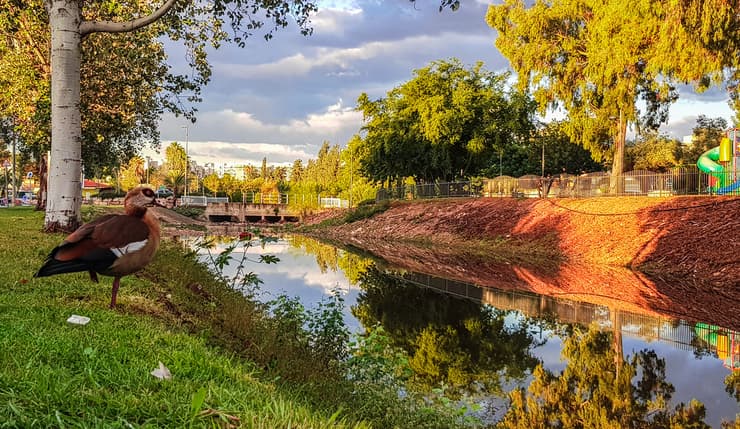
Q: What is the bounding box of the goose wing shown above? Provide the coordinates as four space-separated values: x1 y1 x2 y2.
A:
36 215 151 277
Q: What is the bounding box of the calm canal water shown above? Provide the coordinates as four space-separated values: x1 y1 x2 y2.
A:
190 233 739 427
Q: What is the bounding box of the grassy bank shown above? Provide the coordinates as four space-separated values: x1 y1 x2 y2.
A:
0 208 467 428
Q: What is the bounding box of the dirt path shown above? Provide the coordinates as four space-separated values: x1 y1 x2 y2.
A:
307 196 740 330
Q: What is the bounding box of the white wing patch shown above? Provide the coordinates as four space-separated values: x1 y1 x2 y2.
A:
111 239 148 257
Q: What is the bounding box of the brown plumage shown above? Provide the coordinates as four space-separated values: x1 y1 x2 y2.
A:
35 186 163 308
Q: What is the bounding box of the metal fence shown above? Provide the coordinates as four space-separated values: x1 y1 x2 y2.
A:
376 166 740 201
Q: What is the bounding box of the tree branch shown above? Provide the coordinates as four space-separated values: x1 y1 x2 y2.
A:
80 0 178 36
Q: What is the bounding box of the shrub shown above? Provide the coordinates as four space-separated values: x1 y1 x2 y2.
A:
344 200 390 223
172 206 205 219
98 189 126 200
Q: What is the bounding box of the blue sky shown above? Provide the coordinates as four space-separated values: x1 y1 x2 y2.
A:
148 0 736 167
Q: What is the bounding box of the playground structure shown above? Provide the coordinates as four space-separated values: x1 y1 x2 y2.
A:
697 128 740 195
695 323 740 371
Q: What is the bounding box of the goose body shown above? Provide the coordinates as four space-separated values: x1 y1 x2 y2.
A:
35 187 162 308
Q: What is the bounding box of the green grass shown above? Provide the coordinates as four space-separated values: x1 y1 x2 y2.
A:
0 207 471 429
0 207 368 428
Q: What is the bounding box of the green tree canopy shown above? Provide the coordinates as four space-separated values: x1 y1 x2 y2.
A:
0 0 200 174
680 115 730 165
119 155 144 191
486 0 680 185
487 0 740 181
163 142 186 196
302 141 342 195
202 172 220 196
356 58 536 185
626 133 681 172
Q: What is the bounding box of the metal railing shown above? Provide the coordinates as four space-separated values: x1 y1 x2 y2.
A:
319 197 349 208
377 166 740 201
241 192 289 205
178 195 229 207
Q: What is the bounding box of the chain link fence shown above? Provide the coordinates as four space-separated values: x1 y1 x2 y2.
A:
376 166 740 201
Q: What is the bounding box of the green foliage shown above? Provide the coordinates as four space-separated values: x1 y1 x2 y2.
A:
193 233 480 427
680 115 729 165
97 189 126 200
119 155 145 191
345 325 482 429
725 370 740 402
303 141 342 195
347 325 413 387
343 200 390 223
626 133 682 172
486 0 679 175
356 198 376 207
192 233 279 294
484 121 604 177
306 290 351 368
201 173 220 196
171 206 204 219
356 59 536 184
487 0 740 171
0 209 473 427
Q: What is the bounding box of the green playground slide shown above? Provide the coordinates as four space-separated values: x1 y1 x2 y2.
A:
697 146 739 194
697 147 726 187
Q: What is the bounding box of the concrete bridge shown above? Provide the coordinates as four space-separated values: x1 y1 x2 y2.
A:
204 202 301 223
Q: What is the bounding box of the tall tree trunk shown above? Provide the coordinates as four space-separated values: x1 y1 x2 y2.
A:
35 152 48 211
44 0 82 232
609 108 626 195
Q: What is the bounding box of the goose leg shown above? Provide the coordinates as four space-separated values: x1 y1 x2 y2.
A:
110 277 121 308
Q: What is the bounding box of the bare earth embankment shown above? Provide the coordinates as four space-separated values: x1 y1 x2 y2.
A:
306 196 740 330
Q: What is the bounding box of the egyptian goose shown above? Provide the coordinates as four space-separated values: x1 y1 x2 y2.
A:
35 186 163 308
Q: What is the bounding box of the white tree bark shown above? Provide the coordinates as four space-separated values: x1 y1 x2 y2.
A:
43 0 177 231
45 0 83 231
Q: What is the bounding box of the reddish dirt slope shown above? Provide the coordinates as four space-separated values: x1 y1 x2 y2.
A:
308 196 740 330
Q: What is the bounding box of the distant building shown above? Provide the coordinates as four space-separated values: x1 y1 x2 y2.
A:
82 179 113 199
218 163 248 181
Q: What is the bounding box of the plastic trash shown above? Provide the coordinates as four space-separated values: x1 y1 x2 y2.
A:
151 361 172 380
66 315 91 325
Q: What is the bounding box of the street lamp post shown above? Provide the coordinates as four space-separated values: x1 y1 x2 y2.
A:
10 133 17 207
182 125 189 204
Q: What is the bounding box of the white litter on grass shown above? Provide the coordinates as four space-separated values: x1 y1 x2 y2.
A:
66 315 90 325
151 361 172 380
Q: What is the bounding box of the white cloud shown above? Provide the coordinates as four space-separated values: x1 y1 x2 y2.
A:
153 99 362 165
215 32 495 81
311 5 363 34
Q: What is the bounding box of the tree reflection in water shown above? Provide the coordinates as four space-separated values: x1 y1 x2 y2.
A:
353 266 544 396
289 235 738 426
499 326 714 428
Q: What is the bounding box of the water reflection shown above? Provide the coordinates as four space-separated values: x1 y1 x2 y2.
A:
354 265 543 397
188 233 739 427
187 233 363 331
